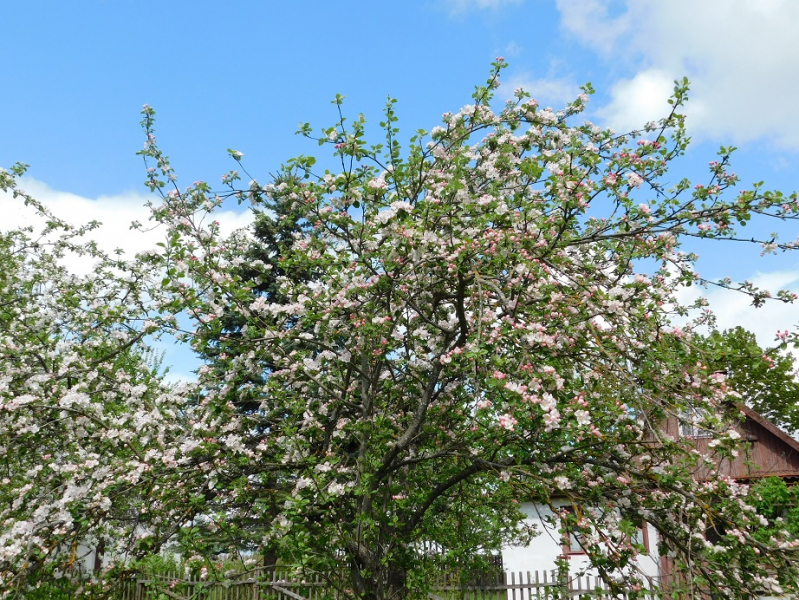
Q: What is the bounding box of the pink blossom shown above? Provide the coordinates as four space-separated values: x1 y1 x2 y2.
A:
498 413 517 431
627 173 644 188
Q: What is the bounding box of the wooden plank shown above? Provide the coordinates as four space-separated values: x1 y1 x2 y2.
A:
272 584 308 600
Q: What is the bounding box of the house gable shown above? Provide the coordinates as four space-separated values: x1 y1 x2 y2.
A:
678 405 799 481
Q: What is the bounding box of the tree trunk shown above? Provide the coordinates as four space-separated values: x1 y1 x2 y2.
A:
93 538 105 574
262 544 278 570
350 558 408 600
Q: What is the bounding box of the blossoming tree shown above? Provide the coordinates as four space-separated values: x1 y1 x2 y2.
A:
0 174 195 597
4 61 799 599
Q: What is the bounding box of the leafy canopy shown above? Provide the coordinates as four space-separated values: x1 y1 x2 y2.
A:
698 326 799 432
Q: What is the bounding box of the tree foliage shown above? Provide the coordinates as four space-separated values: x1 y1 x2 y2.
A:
750 477 799 543
3 62 799 599
698 326 799 432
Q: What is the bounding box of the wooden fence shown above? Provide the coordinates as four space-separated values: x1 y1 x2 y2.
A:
115 568 664 600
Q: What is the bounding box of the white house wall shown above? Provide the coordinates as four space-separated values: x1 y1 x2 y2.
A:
502 502 661 583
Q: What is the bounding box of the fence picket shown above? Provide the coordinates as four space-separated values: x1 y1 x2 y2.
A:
106 566 669 599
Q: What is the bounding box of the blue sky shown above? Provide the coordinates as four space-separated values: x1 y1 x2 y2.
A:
2 0 799 377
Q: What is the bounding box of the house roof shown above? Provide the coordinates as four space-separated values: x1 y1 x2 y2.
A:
703 405 799 481
739 405 799 455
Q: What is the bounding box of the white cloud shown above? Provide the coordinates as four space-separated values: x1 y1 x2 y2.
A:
503 72 581 107
556 0 799 147
556 0 633 56
0 177 254 275
595 69 677 133
676 269 799 361
503 40 523 58
444 0 523 15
